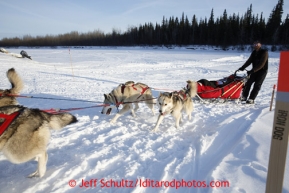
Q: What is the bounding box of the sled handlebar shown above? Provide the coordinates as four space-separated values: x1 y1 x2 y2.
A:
235 69 248 74
235 69 251 79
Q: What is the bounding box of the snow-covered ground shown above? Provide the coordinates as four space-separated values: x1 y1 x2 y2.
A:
0 47 287 193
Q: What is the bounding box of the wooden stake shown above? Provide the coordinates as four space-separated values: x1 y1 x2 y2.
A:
266 51 289 193
69 48 75 79
269 84 276 111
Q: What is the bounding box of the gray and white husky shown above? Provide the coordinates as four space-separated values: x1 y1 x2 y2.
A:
152 80 197 132
0 105 77 177
102 81 155 123
0 68 78 178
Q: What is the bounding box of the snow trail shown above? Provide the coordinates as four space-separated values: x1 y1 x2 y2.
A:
0 47 287 193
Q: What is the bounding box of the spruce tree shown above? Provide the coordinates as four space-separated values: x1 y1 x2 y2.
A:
208 9 215 45
266 0 284 44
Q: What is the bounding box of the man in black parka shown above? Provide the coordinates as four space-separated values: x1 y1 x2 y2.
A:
238 40 268 104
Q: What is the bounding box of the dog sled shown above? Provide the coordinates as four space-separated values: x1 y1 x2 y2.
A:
195 73 248 103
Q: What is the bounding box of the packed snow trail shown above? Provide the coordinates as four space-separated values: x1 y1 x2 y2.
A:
0 47 287 193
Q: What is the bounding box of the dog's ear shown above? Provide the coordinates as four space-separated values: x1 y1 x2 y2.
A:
104 94 108 100
169 93 173 98
187 80 192 84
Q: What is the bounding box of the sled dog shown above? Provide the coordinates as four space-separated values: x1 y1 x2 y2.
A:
0 68 24 107
152 80 197 132
102 81 155 123
0 105 77 177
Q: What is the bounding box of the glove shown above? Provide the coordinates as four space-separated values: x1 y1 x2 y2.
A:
247 70 253 75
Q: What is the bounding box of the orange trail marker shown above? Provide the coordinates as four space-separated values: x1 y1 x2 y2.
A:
266 51 289 193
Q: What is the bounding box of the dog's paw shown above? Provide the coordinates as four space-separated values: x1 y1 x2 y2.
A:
151 128 158 132
130 113 135 117
27 171 39 178
130 111 136 117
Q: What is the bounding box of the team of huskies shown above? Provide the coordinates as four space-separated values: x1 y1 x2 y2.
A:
0 68 198 177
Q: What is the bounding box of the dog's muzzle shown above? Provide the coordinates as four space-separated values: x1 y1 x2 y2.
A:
159 109 172 116
101 105 116 115
159 110 166 116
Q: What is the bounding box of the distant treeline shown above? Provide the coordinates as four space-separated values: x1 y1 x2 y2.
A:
1 0 288 50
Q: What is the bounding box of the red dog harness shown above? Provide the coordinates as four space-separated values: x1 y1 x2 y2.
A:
115 84 149 106
173 90 188 101
0 110 23 137
120 84 149 95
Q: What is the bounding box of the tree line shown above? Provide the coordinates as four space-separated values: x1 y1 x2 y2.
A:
0 0 288 50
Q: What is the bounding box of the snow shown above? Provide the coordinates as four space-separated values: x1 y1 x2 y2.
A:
0 46 288 193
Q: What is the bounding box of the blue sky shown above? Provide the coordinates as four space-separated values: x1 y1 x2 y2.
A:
0 0 288 39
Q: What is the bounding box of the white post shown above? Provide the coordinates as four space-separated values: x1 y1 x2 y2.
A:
266 51 289 193
69 47 75 79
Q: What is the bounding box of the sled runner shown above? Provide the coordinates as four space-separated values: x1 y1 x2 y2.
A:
196 73 248 102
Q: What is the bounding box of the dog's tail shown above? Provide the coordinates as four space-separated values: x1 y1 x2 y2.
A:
7 68 24 95
186 80 198 98
45 112 78 130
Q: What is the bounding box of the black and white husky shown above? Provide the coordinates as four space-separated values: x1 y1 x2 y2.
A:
152 80 197 132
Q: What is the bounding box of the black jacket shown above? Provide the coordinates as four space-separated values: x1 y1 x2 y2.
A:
240 48 268 73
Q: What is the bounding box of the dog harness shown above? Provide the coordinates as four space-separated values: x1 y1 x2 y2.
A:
0 110 23 137
0 92 9 97
120 84 149 96
112 84 150 107
0 88 16 97
173 90 188 101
